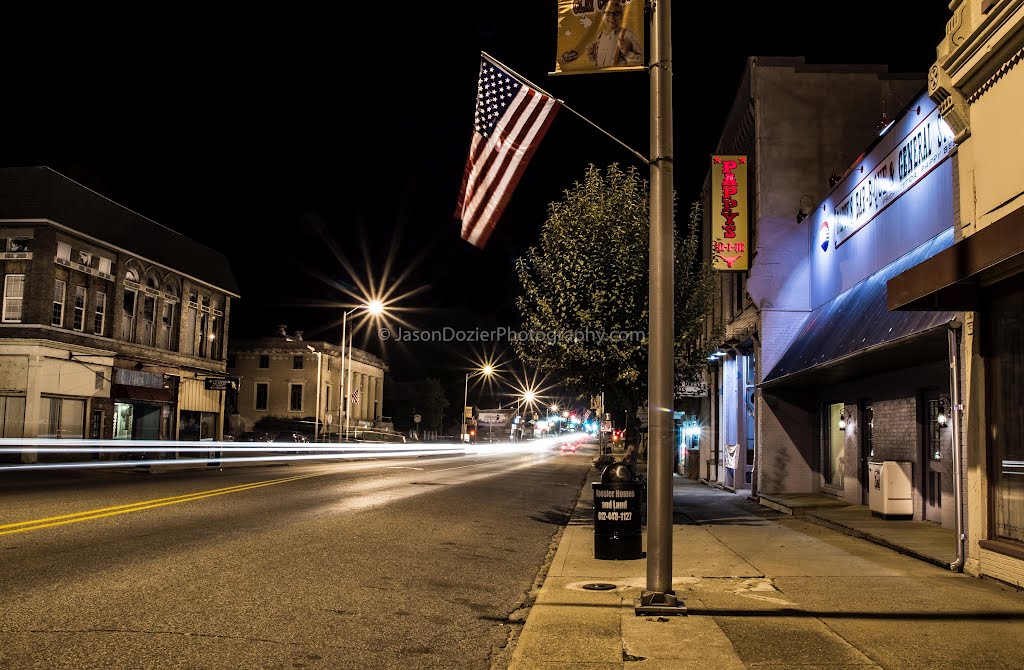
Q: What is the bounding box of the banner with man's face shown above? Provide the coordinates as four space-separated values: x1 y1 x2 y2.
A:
554 0 645 75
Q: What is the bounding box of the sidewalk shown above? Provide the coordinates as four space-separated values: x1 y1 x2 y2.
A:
508 465 1024 669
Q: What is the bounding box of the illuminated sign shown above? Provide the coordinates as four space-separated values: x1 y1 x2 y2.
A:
833 105 954 246
711 155 749 271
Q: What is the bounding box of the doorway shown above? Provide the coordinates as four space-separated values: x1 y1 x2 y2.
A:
923 396 945 523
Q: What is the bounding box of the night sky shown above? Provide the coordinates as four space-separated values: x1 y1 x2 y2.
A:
2 4 950 397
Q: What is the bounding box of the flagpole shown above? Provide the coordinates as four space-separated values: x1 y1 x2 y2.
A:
636 0 685 616
481 52 650 166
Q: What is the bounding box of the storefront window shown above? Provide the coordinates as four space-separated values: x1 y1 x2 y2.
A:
41 397 85 438
113 403 133 439
826 403 845 488
0 396 26 438
988 286 1024 543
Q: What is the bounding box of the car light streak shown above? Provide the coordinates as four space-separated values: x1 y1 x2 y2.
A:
0 434 586 472
0 473 326 536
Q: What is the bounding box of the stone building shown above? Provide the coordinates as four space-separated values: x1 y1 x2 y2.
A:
227 326 386 440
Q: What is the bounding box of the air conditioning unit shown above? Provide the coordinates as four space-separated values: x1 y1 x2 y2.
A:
868 460 912 519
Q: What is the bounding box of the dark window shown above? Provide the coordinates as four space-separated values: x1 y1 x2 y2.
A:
290 384 303 412
259 355 269 368
293 355 304 369
255 383 268 411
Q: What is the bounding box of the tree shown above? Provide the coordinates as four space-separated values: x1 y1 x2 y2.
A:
382 377 449 433
514 164 720 405
675 201 724 388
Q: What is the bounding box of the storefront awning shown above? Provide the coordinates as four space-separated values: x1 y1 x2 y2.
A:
112 384 174 403
762 232 958 390
887 204 1024 311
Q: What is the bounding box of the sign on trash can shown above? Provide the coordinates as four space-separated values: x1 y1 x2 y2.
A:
592 462 643 560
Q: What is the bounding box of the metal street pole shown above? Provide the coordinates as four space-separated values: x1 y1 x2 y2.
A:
308 347 321 442
461 372 469 443
339 310 348 444
637 0 684 615
345 330 353 441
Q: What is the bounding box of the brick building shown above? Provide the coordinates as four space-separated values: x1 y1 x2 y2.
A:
0 167 239 462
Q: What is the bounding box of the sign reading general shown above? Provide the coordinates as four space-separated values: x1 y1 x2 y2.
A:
710 155 749 271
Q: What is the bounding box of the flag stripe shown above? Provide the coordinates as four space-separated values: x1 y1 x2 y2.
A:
461 89 546 242
465 97 558 247
461 87 542 228
456 57 561 249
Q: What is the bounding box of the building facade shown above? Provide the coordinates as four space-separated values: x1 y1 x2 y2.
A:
227 327 386 440
759 88 959 533
0 166 239 461
887 0 1024 586
699 58 925 491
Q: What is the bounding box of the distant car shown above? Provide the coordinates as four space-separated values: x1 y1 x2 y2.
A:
238 431 273 442
560 441 578 454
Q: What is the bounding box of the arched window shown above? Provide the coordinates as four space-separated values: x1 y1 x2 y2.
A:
122 268 140 341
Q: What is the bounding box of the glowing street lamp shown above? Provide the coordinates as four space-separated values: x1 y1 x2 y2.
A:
340 299 389 442
462 364 497 443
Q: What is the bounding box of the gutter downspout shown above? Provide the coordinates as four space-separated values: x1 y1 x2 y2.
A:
948 320 965 572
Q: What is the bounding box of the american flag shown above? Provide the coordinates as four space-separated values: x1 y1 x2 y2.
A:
456 56 561 249
583 409 591 421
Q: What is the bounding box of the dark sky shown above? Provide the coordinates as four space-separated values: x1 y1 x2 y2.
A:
1 4 950 395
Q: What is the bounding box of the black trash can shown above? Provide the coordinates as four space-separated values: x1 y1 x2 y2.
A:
592 462 643 560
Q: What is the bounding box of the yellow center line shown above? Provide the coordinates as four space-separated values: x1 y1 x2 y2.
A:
0 472 327 536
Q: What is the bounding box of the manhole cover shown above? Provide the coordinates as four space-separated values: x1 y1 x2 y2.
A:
582 583 617 591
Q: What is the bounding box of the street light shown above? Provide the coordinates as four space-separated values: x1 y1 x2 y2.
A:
339 300 388 442
306 345 322 442
462 364 496 443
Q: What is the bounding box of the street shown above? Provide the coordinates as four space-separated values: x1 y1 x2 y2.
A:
0 445 593 669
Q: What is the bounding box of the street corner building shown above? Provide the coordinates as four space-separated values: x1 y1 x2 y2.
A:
695 3 1024 591
226 327 387 442
0 166 240 462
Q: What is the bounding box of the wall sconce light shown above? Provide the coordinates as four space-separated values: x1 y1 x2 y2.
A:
796 194 814 223
877 92 903 136
937 399 947 427
838 409 847 430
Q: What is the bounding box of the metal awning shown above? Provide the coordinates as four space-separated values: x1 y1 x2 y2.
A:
762 231 957 390
888 204 1024 311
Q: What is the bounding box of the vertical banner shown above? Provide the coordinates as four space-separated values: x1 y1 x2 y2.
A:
711 155 749 271
554 0 645 75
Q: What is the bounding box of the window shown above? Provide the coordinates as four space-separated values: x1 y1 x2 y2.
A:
255 382 269 411
825 403 845 488
52 279 67 327
56 241 72 261
98 256 112 275
146 275 159 291
0 396 26 438
95 371 104 390
41 397 86 439
8 238 30 253
72 286 87 331
159 302 174 349
289 384 303 412
927 398 943 461
259 354 269 368
78 250 93 267
2 274 25 323
93 292 107 335
293 355 304 369
141 295 156 346
197 312 209 357
122 286 137 341
209 315 221 359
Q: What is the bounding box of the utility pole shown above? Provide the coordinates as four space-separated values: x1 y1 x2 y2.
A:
636 0 685 615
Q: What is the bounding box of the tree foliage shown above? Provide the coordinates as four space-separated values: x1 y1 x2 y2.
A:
514 164 721 404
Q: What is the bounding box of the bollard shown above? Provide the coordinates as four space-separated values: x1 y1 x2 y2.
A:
592 461 643 560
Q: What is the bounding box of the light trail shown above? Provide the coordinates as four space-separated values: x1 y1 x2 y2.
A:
0 434 587 472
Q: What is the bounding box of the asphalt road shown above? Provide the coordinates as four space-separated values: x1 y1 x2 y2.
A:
0 442 594 669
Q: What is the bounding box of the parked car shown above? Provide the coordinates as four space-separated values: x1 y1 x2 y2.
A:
238 431 273 443
272 432 309 443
